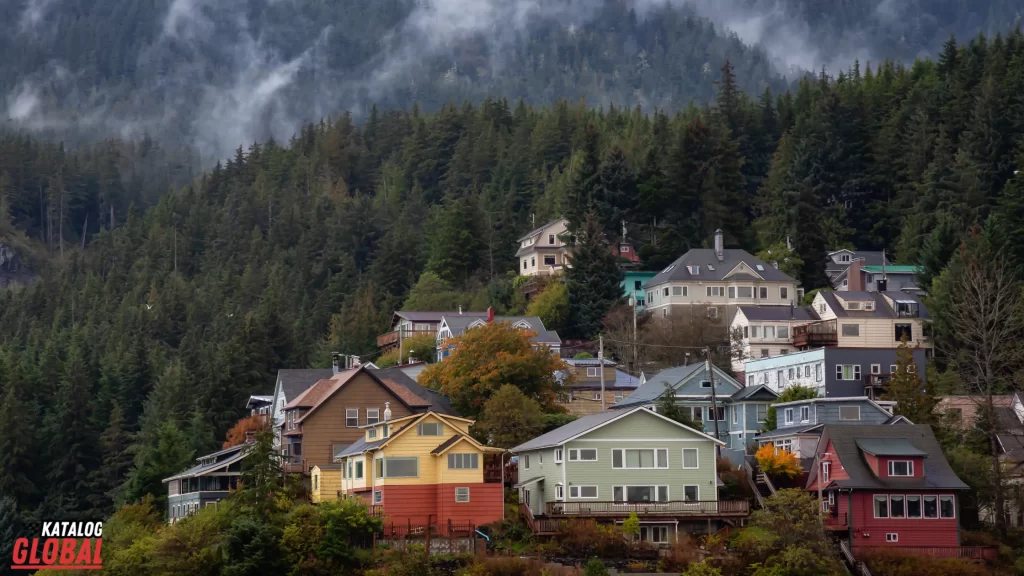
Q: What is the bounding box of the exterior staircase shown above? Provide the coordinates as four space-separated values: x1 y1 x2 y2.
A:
743 460 777 509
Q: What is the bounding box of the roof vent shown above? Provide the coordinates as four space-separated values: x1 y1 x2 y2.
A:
383 402 392 422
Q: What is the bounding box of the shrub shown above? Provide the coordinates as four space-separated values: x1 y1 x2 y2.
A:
554 520 627 558
583 558 609 576
754 444 802 479
860 548 990 576
657 535 703 572
682 561 723 576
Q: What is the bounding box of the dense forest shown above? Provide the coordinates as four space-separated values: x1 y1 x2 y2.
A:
4 28 1024 530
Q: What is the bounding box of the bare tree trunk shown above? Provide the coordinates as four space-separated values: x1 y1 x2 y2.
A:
81 214 88 249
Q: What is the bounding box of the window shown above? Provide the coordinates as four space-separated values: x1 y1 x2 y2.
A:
847 301 862 311
523 455 530 469
640 526 669 544
366 408 380 425
906 495 922 518
381 457 418 478
314 474 319 491
592 392 602 401
418 422 443 436
774 439 793 452
672 286 682 296
548 234 555 245
874 495 889 518
531 257 535 267
728 286 736 299
822 461 830 483
621 245 629 252
373 490 383 504
784 408 794 425
780 287 789 300
788 368 795 379
334 444 347 461
707 286 725 297
382 424 390 438
890 495 905 518
687 265 699 275
842 279 849 287
448 453 479 469
708 307 719 319
840 254 851 263
355 461 363 479
763 326 775 339
870 364 881 375
683 486 699 501
837 364 861 380
940 495 955 518
686 406 704 422
839 406 860 421
682 448 699 469
613 486 669 502
522 259 528 270
346 408 358 427
732 405 738 424
756 404 767 422
800 406 810 422
841 324 860 337
778 326 789 338
612 448 669 469
701 380 712 389
828 492 835 506
750 326 760 338
906 364 915 373
455 487 470 503
555 484 564 499
586 367 600 378
760 349 769 358
663 287 669 297
747 375 754 386
554 448 563 463
895 323 913 341
570 486 599 499
865 301 875 310
890 364 898 374
886 533 898 542
888 460 913 477
757 286 767 299
815 363 822 382
569 448 598 461
737 286 753 298
707 406 726 421
543 255 556 266
804 365 811 377
924 495 938 518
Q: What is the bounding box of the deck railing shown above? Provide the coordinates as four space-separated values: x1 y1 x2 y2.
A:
792 319 838 347
858 546 998 561
518 503 560 535
823 513 848 529
545 500 748 517
281 457 308 474
376 329 437 348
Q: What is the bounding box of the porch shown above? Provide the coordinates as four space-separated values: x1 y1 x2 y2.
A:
792 320 838 348
545 500 749 518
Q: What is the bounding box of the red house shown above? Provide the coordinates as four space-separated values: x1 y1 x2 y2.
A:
807 424 990 560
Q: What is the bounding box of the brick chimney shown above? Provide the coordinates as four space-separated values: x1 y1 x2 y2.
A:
714 229 724 262
848 259 864 291
487 306 495 323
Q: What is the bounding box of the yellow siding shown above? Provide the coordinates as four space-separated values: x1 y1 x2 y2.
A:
367 414 485 487
340 455 369 493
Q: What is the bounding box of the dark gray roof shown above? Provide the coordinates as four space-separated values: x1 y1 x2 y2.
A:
564 358 617 367
755 424 823 440
371 367 457 415
883 415 915 425
810 425 968 490
819 291 930 319
431 434 464 454
277 369 335 403
737 305 819 322
442 315 561 344
730 385 778 401
644 249 795 288
512 409 639 452
336 435 386 459
397 311 484 322
613 370 643 388
517 219 564 242
163 443 251 482
515 476 545 488
611 363 706 408
825 250 889 275
995 407 1024 435
855 438 927 456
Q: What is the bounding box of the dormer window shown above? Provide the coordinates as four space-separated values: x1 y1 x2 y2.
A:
840 254 851 263
368 428 377 440
847 301 861 311
706 264 715 271
687 265 699 275
865 301 875 311
888 460 913 476
621 245 630 253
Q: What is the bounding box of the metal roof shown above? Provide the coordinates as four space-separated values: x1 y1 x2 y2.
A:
441 315 562 345
855 438 928 457
861 265 921 274
517 219 565 242
736 305 819 322
163 444 251 482
643 249 795 288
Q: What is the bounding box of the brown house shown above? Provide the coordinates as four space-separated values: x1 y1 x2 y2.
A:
556 358 642 416
281 366 456 474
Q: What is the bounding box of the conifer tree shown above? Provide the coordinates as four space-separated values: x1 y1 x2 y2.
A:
565 211 623 339
881 336 935 424
0 366 36 507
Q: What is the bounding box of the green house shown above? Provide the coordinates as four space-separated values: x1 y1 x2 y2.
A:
622 271 657 310
511 406 749 543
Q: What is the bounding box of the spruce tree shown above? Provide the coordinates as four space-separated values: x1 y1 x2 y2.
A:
565 211 623 339
0 368 36 507
881 336 935 424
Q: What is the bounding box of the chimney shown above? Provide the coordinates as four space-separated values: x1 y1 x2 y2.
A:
714 229 724 262
383 402 392 422
331 352 341 374
487 306 495 323
458 305 462 314
848 259 864 291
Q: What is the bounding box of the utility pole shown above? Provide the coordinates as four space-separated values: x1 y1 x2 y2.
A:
705 346 720 455
599 334 606 411
632 296 638 374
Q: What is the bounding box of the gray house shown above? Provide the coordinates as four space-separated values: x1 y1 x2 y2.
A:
511 406 747 542
744 347 927 398
164 442 252 523
613 362 778 463
436 312 561 361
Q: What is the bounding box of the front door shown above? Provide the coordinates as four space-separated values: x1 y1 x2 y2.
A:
523 488 532 513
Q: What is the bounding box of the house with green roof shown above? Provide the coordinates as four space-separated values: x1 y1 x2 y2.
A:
511 406 748 543
834 255 924 294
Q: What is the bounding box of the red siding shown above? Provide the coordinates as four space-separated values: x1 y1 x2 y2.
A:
810 440 848 491
863 453 880 476
378 483 503 531
849 491 959 551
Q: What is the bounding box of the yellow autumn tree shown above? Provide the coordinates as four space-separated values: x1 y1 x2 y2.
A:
755 444 803 478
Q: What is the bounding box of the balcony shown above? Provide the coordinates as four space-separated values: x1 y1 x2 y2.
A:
281 456 308 475
376 329 436 349
863 374 891 400
857 546 998 561
823 512 848 530
792 320 838 348
545 500 749 518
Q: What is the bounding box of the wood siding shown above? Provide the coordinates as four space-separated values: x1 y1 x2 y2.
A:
311 466 342 503
378 483 503 527
298 372 414 470
850 491 959 550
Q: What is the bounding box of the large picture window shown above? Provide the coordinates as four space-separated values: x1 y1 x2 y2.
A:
568 448 598 461
448 453 479 469
612 448 668 469
613 485 668 502
380 457 418 478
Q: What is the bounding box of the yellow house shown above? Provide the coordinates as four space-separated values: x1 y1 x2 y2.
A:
333 411 506 530
310 464 342 503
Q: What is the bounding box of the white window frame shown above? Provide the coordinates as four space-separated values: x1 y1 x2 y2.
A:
784 408 794 425
373 490 383 504
822 460 830 483
548 234 555 245
906 495 922 518
886 533 898 542
839 406 861 421
639 526 670 544
366 408 380 425
554 448 563 463
523 454 530 469
888 460 914 477
613 485 670 503
890 495 906 518
836 364 862 381
707 306 719 319
381 457 419 478
346 408 359 427
672 286 682 296
455 487 470 503
592 392 602 401
874 495 889 518
568 448 598 462
707 406 726 421
756 403 767 423
586 366 600 378
569 485 599 499
780 286 789 300
543 255 556 266
555 484 564 500
800 406 810 423
939 495 956 519
732 405 738 424
418 422 444 436
841 323 860 337
736 286 753 299
870 364 881 375
682 485 699 502
682 448 699 469
611 448 669 470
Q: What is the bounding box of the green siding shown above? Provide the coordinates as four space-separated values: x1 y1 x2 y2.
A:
583 410 705 440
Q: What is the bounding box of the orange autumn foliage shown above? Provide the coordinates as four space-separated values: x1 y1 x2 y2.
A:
755 443 803 479
223 414 270 448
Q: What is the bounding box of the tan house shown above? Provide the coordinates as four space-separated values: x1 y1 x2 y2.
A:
517 218 570 276
935 395 1016 429
556 358 642 416
280 366 457 475
804 290 931 350
643 230 800 323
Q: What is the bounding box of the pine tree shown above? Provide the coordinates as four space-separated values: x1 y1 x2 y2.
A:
565 211 623 339
595 146 635 237
87 402 133 513
987 144 1024 276
47 339 99 518
791 177 829 290
425 193 483 284
565 122 601 232
881 336 935 424
125 421 194 512
0 365 36 506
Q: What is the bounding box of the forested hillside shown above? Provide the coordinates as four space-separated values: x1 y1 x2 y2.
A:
3 30 1024 526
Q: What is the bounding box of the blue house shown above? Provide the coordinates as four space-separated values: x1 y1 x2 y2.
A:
613 362 778 464
622 271 657 310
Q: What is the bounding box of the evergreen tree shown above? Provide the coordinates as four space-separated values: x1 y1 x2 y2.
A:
881 336 935 424
565 211 623 339
47 339 99 518
88 402 133 514
125 421 194 513
0 365 36 506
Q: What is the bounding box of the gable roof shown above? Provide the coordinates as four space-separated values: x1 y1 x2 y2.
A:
276 369 335 405
861 265 921 275
336 412 486 459
825 250 889 273
808 425 968 490
163 443 251 482
612 362 740 409
395 311 485 323
518 218 566 242
441 315 561 345
736 305 819 322
818 290 930 319
372 367 456 415
730 384 778 401
285 367 447 424
511 406 724 453
855 438 927 457
644 249 795 288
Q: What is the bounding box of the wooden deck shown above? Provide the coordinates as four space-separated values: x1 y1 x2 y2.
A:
857 546 999 561
545 500 749 518
823 512 848 531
